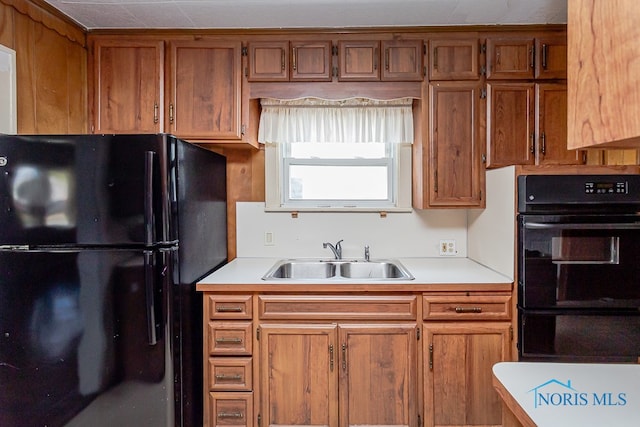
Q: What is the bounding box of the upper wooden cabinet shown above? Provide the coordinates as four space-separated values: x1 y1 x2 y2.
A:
247 40 332 82
421 81 485 208
338 39 423 81
567 0 640 149
486 35 567 80
536 83 584 165
247 40 289 81
486 82 536 168
291 40 333 81
91 39 164 134
486 82 584 168
337 40 381 81
429 38 480 80
168 40 243 140
381 39 424 81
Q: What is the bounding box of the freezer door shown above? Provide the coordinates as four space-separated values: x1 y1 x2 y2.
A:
0 248 175 427
0 134 174 246
175 138 227 284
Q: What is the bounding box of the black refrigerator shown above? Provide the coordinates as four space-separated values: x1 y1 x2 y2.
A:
0 134 227 427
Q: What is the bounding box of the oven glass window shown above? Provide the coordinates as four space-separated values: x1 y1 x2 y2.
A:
551 236 619 264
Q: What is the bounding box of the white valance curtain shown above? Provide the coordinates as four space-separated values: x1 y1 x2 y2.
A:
257 97 414 144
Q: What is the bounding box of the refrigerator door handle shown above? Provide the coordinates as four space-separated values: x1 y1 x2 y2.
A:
144 151 156 246
144 250 158 346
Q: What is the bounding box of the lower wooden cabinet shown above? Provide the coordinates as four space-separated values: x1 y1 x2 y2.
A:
201 290 513 427
423 322 512 427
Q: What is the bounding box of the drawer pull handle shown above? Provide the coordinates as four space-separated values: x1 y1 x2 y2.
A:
455 306 482 314
215 374 243 381
215 337 243 344
217 412 244 419
216 306 243 312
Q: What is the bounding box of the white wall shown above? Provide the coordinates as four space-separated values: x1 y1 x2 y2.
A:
0 45 17 135
467 166 516 279
236 202 468 259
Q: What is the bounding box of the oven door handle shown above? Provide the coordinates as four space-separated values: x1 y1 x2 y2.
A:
524 222 640 230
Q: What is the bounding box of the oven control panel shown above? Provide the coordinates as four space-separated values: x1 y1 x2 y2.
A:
585 181 628 194
518 174 640 213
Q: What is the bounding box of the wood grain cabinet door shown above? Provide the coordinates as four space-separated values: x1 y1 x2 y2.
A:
536 83 584 165
429 38 480 81
247 41 289 81
290 40 332 81
338 324 418 427
168 40 242 140
381 39 424 81
486 82 536 168
423 322 511 427
428 81 485 208
259 324 338 427
534 35 567 79
92 39 163 134
486 37 534 80
337 40 381 81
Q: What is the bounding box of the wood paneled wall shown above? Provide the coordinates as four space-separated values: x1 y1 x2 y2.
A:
0 0 87 133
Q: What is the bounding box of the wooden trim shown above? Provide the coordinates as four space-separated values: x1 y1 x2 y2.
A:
86 24 567 37
1 0 86 46
493 374 537 427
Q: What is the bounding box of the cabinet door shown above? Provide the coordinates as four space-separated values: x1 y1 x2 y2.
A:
536 83 584 165
429 38 479 80
534 35 567 79
486 82 535 168
291 40 332 81
247 41 289 81
339 324 418 427
486 37 534 79
259 324 338 427
92 39 163 134
428 82 485 207
424 323 511 427
169 40 242 140
338 40 380 81
382 39 423 81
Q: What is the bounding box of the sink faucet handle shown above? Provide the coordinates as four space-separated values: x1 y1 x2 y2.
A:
364 245 370 261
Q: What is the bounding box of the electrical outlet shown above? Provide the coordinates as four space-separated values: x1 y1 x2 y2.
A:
264 231 275 246
439 239 456 256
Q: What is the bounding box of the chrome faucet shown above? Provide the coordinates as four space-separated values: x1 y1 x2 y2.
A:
323 239 343 260
364 245 370 261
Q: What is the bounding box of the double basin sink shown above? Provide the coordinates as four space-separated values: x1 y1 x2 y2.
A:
262 259 414 281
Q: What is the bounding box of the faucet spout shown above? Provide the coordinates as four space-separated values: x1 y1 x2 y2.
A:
322 239 343 260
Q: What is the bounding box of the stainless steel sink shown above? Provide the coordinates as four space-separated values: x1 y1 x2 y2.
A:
262 259 413 281
339 261 411 279
262 260 337 279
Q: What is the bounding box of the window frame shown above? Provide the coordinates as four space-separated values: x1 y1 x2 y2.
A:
265 141 413 212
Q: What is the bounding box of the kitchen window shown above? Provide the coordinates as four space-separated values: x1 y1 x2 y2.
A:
259 97 414 211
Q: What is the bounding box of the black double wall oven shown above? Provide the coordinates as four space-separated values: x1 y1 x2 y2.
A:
517 174 640 363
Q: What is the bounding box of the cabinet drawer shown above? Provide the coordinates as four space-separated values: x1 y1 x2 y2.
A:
208 357 252 391
259 295 417 320
423 294 511 320
207 295 253 319
207 322 252 355
208 392 253 426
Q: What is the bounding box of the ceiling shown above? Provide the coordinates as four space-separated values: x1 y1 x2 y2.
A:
42 0 568 30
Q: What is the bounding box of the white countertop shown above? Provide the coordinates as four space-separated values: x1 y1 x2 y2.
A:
493 362 640 427
197 257 512 291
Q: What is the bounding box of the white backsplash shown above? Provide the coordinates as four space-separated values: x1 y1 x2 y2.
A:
236 202 468 259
